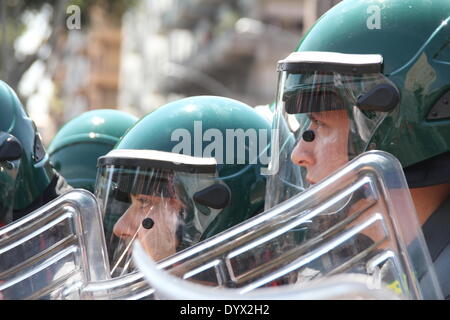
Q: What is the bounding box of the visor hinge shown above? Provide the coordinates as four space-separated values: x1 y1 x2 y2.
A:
0 132 22 161
193 184 231 209
356 84 400 112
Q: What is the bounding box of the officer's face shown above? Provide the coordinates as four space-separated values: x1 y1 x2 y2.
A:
113 194 183 261
290 109 349 184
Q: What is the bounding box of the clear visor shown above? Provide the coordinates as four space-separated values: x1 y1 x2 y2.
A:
134 151 442 300
266 69 395 209
95 162 221 278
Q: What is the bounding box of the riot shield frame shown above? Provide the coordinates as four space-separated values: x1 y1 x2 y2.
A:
133 151 443 300
0 189 110 299
133 243 401 300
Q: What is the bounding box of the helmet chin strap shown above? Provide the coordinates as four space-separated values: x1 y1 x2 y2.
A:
347 120 358 161
175 208 188 251
110 231 138 277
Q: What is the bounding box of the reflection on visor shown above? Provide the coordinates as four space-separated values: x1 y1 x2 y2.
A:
114 170 175 199
95 150 222 278
266 65 395 209
283 72 356 115
284 87 345 114
103 168 182 277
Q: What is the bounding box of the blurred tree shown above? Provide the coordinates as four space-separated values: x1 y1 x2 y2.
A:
0 0 135 92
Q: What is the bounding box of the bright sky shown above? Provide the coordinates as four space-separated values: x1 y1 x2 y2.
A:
14 4 56 144
16 5 55 127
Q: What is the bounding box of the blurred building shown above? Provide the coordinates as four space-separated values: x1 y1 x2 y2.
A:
47 0 342 137
52 3 123 127
16 0 343 146
118 0 342 115
303 0 343 30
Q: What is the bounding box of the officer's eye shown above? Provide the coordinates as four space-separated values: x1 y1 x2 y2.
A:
313 119 322 126
136 197 152 208
310 117 325 128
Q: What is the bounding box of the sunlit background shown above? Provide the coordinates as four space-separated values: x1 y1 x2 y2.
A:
0 0 341 146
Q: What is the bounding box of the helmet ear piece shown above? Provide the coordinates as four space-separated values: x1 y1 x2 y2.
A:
356 84 400 112
193 184 231 210
0 132 22 161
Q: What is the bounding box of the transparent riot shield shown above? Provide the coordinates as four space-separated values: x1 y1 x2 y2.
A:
133 245 400 300
81 272 154 300
133 151 443 300
0 189 110 300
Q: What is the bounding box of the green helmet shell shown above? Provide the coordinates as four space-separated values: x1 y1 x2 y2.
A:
296 0 450 168
114 96 272 238
48 109 138 192
0 80 55 212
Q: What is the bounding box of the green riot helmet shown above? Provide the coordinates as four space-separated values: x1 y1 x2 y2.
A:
94 96 271 276
266 0 450 209
0 80 66 222
48 109 138 192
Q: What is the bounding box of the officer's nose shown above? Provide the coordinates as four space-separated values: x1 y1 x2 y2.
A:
291 130 316 167
113 206 139 239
